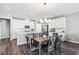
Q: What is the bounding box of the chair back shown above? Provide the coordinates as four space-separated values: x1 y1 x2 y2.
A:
17 33 27 45
54 33 60 47
54 33 61 54
48 33 61 54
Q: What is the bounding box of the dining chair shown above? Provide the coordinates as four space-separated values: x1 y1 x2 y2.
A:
60 31 65 42
48 36 55 55
48 33 61 55
25 34 39 55
25 35 29 45
53 33 61 54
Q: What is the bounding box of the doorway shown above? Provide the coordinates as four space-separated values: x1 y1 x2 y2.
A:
0 18 10 40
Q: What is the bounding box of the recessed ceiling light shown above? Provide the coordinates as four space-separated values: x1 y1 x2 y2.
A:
40 19 43 23
8 14 10 16
6 6 10 9
43 3 47 5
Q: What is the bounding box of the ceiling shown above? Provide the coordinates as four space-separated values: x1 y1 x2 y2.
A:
0 3 79 19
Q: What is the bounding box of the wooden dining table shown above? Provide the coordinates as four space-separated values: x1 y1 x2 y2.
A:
32 37 49 55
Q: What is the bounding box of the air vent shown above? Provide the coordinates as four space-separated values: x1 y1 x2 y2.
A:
12 17 25 20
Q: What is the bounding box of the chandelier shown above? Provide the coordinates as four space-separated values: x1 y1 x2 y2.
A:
40 18 51 23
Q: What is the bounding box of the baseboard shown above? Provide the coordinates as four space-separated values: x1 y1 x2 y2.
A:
68 40 79 44
17 41 27 45
10 38 27 45
0 38 10 40
10 38 17 40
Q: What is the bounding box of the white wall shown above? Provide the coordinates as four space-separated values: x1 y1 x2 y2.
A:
11 19 25 39
49 17 65 28
49 17 66 33
36 22 42 33
66 13 79 43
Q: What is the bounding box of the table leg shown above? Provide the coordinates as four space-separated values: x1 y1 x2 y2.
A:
39 42 41 55
29 36 32 55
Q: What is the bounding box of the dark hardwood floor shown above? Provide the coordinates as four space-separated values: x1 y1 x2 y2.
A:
0 39 79 55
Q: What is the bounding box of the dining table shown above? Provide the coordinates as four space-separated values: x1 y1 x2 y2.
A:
32 36 49 55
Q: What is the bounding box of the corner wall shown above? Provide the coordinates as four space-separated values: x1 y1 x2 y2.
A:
66 12 79 44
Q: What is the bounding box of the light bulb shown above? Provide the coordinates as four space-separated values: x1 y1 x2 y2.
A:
40 19 43 23
45 18 48 23
48 19 51 22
